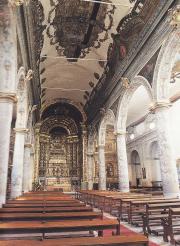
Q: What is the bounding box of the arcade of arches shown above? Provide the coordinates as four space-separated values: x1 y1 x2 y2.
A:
0 0 180 207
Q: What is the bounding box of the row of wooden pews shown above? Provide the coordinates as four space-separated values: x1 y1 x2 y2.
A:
0 191 149 245
77 190 180 245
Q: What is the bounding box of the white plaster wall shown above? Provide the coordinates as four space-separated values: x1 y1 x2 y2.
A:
127 117 158 187
126 100 180 187
135 122 145 136
169 100 180 162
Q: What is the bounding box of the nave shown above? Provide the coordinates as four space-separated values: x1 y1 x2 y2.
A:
0 0 180 245
0 190 149 245
1 190 180 245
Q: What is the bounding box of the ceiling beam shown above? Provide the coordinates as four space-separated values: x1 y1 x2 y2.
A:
40 55 107 62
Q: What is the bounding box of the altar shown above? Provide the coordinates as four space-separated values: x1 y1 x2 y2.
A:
46 177 72 192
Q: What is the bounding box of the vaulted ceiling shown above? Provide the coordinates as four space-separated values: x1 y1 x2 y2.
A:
37 0 135 109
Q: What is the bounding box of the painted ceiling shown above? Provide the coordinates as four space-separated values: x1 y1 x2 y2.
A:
38 0 135 108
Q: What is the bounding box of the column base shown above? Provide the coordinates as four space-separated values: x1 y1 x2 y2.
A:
163 192 180 198
10 190 22 199
119 189 130 193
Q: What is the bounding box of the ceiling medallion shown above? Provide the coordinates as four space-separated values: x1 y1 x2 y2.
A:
121 77 130 89
169 5 180 27
47 0 115 61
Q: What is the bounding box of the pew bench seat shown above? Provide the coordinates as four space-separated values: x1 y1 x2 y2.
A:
0 206 93 213
0 211 102 221
0 235 149 246
3 203 85 208
0 219 120 239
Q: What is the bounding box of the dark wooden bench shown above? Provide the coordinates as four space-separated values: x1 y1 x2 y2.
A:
128 199 180 226
16 197 75 201
0 211 102 221
143 202 180 236
0 218 120 239
3 202 86 208
6 200 80 204
0 206 93 213
162 207 180 245
0 235 149 245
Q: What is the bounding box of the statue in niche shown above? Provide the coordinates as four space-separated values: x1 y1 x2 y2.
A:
106 163 114 177
61 168 64 177
52 167 56 176
56 167 60 177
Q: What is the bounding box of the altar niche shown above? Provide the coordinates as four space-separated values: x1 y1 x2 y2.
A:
38 115 83 192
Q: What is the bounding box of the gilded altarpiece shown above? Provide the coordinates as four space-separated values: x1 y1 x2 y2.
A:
37 116 83 191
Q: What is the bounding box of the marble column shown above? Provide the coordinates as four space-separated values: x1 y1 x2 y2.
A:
11 128 28 198
98 145 106 190
87 153 94 190
151 103 180 197
22 143 32 193
34 124 40 182
0 5 17 206
29 149 35 191
116 132 130 192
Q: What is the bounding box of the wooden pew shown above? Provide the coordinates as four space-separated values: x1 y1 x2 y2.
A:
128 199 180 226
162 207 180 245
143 202 180 237
108 195 152 216
0 206 93 213
0 211 102 222
3 202 86 208
6 200 80 204
0 218 120 239
16 197 75 201
0 235 149 245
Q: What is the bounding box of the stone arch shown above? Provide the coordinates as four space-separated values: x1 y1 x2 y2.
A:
116 76 153 132
41 98 87 122
152 29 180 102
98 109 116 146
40 116 78 135
130 149 142 187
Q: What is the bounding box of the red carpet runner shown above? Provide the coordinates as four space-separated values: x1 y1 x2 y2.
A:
104 224 159 246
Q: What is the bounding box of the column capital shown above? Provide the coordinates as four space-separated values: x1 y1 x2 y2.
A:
87 153 94 157
115 131 127 136
0 92 17 103
149 101 172 113
13 128 29 134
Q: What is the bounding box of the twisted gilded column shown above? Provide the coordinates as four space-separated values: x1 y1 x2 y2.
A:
0 3 17 206
81 124 88 182
150 102 180 197
11 128 28 198
116 131 130 192
98 145 106 190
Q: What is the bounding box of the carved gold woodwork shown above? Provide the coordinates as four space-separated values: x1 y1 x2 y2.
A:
37 116 83 191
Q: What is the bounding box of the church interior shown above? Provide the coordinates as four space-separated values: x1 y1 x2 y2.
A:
0 0 180 245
